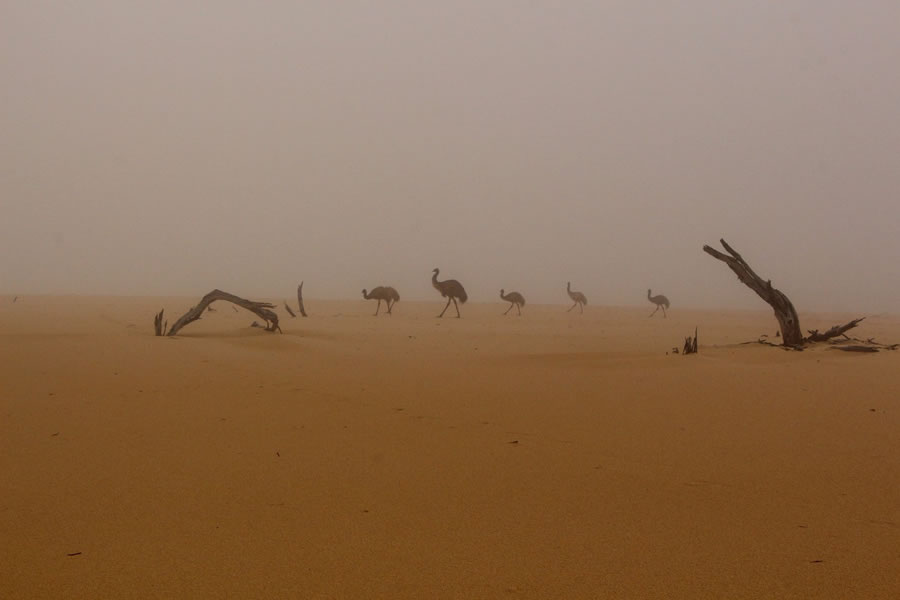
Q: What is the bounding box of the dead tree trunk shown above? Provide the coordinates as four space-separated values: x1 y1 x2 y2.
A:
703 239 862 347
155 289 281 336
703 239 803 345
297 282 308 317
283 302 297 318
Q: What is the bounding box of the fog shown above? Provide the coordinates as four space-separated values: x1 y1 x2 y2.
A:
2 2 899 312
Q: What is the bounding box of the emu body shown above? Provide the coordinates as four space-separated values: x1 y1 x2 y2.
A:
362 286 400 316
500 289 525 316
647 289 670 318
432 268 468 318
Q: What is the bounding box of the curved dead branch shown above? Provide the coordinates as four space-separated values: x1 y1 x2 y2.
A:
155 289 281 336
297 282 308 317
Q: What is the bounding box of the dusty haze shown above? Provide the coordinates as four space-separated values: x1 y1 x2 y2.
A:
2 1 899 312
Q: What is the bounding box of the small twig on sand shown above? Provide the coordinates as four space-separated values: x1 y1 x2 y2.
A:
739 338 802 351
831 345 880 353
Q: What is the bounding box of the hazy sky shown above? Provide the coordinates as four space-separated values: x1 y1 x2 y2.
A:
3 1 899 312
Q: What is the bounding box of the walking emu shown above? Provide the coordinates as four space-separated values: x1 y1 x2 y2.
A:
566 282 587 314
431 268 468 318
499 289 526 316
362 286 400 316
647 289 670 318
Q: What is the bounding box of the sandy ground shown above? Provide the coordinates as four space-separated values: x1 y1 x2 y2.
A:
1 295 898 599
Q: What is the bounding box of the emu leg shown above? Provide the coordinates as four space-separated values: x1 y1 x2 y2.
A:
438 297 452 317
504 303 513 315
453 298 461 318
567 302 577 313
374 299 381 316
516 303 522 316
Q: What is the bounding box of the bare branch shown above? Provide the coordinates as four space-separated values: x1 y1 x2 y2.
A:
164 290 281 336
806 318 865 343
297 282 308 317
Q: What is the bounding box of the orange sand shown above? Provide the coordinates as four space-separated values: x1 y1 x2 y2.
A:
1 296 898 598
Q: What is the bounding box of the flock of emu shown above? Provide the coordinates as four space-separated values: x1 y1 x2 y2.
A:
152 240 889 351
360 267 670 318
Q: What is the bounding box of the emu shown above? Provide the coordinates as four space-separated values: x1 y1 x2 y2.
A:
647 289 670 318
362 286 400 316
499 289 525 316
431 268 468 318
566 282 587 314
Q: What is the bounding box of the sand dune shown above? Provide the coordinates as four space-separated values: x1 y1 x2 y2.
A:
1 296 898 598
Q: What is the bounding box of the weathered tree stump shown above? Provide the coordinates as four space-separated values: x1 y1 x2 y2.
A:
154 310 167 336
703 239 863 347
683 327 698 354
154 289 281 336
283 302 297 318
